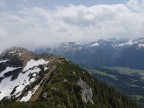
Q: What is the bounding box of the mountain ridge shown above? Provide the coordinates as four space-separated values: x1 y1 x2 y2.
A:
34 38 144 69
34 38 144 105
0 47 140 108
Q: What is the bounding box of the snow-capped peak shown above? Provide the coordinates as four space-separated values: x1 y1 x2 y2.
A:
138 44 144 48
0 48 50 102
89 42 99 47
126 39 133 45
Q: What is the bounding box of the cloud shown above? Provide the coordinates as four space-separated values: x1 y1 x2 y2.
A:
0 0 144 50
127 0 144 11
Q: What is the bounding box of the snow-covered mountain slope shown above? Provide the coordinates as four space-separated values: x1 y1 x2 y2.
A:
0 47 140 108
0 59 48 101
35 38 144 53
0 48 50 102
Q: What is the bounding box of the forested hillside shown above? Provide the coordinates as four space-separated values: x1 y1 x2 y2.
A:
0 48 140 108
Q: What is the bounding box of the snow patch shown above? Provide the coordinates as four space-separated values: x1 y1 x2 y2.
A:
138 44 144 48
8 49 22 57
20 78 44 102
90 42 99 47
0 67 20 77
117 43 125 47
126 40 134 45
20 84 40 102
117 39 137 47
23 59 49 71
0 59 49 101
44 67 48 71
0 59 8 64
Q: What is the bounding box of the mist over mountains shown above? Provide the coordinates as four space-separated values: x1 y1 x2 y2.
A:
35 38 144 69
0 0 144 50
0 0 144 107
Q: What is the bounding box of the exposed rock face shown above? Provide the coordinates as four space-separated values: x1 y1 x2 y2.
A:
41 92 47 100
78 78 93 104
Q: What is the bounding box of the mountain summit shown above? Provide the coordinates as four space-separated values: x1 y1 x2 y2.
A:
35 38 144 69
0 48 140 108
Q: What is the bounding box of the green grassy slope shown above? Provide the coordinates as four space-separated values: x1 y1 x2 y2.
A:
0 58 141 108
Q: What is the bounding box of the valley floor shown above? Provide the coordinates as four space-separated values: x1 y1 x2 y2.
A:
90 66 144 106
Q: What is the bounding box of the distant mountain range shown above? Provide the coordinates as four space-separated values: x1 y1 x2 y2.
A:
0 47 139 108
35 38 144 69
34 38 144 105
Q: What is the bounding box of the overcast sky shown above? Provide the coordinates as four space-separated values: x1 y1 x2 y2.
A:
0 0 144 50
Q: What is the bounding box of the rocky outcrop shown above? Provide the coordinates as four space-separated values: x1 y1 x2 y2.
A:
41 92 47 100
78 78 93 104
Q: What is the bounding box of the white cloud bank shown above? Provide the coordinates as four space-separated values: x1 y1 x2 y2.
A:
0 0 144 50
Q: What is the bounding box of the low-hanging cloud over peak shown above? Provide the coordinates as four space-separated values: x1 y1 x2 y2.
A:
0 0 144 50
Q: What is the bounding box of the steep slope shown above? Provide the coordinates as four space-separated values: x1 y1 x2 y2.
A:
0 48 140 108
0 47 52 102
90 67 144 105
34 38 144 106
